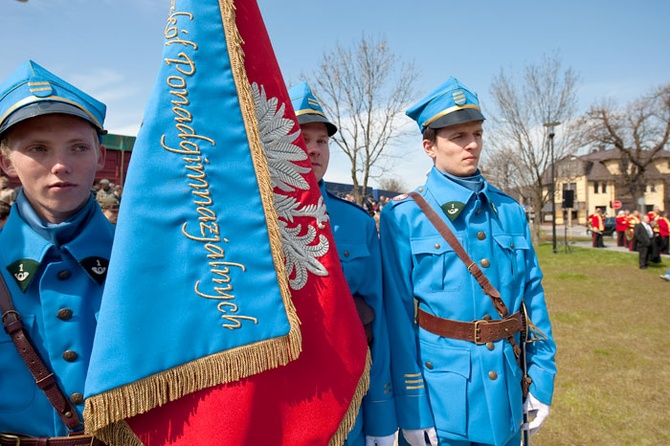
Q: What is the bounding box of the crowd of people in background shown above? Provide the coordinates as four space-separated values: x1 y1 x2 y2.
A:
341 193 392 228
92 178 121 224
590 206 670 276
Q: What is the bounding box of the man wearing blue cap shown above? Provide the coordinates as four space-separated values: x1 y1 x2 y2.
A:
379 77 556 446
0 60 112 443
289 82 398 446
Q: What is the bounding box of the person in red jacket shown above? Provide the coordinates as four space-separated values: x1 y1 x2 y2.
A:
657 210 669 255
588 208 605 248
615 210 629 247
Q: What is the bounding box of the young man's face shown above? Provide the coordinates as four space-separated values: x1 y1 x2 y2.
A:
301 122 330 182
423 120 483 177
1 113 105 223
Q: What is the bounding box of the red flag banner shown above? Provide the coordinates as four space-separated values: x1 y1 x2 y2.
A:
84 0 370 444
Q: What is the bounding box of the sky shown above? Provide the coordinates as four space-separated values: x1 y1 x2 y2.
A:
2 0 669 189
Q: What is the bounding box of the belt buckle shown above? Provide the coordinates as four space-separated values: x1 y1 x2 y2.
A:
0 433 20 446
473 319 488 344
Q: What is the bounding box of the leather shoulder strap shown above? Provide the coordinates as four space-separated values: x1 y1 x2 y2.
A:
0 273 84 432
408 192 510 318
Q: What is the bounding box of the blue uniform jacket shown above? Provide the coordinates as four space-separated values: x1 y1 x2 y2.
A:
320 182 397 444
379 168 556 445
0 201 114 437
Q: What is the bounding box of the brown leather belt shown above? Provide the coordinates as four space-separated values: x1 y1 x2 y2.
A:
417 308 523 344
0 433 104 446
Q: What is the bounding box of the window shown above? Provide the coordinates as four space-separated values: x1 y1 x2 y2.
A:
593 182 599 194
602 183 607 193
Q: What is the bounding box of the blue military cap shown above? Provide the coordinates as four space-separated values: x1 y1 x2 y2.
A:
288 81 337 136
0 60 106 138
406 77 485 131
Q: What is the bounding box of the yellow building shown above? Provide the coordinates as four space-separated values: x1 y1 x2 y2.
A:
542 148 670 226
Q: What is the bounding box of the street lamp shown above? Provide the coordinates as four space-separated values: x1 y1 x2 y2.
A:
544 121 561 254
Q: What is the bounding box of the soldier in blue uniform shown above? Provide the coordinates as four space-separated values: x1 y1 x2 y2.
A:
289 82 398 446
0 60 113 442
379 77 556 446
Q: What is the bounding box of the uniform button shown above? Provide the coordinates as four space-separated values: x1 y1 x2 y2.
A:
57 308 73 321
476 209 482 215
418 188 424 192
510 242 515 249
483 315 492 321
62 350 78 362
343 251 350 257
57 270 72 280
488 371 498 380
480 259 490 268
434 243 441 249
477 232 486 240
486 342 495 351
425 362 434 370
70 393 84 405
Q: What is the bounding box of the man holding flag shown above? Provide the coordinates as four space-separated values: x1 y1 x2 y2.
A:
84 0 369 445
289 82 398 446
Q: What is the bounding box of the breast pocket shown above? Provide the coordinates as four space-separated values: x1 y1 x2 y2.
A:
492 234 529 290
411 235 467 293
337 241 370 293
0 314 38 412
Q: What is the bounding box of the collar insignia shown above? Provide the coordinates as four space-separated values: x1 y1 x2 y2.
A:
441 201 465 221
7 259 41 293
79 257 109 285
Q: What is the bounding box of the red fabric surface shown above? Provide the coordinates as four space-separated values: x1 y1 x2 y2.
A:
125 0 368 444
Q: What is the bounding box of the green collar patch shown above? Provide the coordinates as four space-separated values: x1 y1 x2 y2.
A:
490 201 498 216
441 201 465 221
7 259 41 293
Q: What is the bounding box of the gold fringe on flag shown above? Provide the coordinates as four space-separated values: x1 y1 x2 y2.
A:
329 350 372 446
84 0 303 442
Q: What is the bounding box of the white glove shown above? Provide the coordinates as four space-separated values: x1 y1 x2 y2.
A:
365 433 396 446
522 392 550 436
401 427 438 446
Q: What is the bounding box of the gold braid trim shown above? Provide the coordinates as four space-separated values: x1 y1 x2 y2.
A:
329 350 372 446
85 331 302 442
84 0 303 442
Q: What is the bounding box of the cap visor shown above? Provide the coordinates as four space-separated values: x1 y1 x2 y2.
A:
296 113 338 136
427 108 485 129
0 101 103 135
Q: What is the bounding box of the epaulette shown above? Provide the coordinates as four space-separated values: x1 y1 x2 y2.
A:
488 184 521 206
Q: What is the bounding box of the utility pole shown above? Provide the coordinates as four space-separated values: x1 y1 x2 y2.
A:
544 121 561 254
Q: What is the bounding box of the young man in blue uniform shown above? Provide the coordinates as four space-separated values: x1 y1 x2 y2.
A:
379 77 556 446
289 82 398 446
0 60 113 441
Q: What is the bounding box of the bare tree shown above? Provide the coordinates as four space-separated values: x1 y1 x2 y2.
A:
306 35 418 204
577 83 670 209
377 176 407 194
488 53 580 244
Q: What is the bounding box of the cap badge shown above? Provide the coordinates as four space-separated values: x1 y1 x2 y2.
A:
452 90 466 106
28 78 54 98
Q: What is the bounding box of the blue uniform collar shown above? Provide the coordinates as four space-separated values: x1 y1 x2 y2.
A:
0 194 115 290
424 166 498 221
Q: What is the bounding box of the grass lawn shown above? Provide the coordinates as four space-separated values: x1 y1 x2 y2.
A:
531 243 670 446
